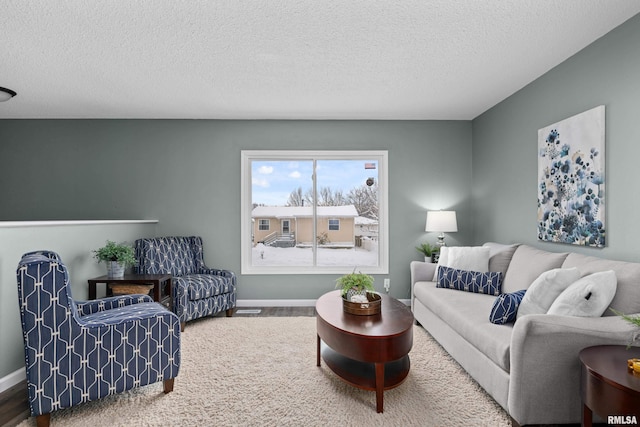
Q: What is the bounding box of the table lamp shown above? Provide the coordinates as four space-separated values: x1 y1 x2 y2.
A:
425 210 457 247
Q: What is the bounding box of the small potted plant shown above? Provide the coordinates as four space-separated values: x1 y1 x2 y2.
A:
416 242 439 263
93 240 136 278
336 270 380 315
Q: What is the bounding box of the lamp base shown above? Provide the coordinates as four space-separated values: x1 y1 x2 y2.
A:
436 233 447 247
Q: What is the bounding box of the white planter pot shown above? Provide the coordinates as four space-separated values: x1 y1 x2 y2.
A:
346 288 368 302
106 261 126 278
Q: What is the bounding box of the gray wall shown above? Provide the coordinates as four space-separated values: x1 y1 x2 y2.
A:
0 120 473 302
471 13 640 261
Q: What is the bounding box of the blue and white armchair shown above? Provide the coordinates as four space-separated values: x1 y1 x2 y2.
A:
135 236 237 331
16 251 181 427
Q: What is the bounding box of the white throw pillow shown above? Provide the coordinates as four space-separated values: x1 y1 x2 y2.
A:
433 246 448 281
547 271 617 317
433 246 490 280
516 267 581 319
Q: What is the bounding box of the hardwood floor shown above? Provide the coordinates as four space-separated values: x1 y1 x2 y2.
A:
0 307 315 427
0 381 28 427
233 306 316 317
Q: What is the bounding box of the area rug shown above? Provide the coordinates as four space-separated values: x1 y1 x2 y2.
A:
17 317 511 426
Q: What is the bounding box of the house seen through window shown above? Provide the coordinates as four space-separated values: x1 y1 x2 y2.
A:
241 150 388 274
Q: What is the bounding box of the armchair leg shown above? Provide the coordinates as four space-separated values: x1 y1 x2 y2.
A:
163 378 174 394
36 413 51 427
226 308 234 317
180 322 185 332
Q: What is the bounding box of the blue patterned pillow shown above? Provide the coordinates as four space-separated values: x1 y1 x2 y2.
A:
437 266 503 295
489 290 527 324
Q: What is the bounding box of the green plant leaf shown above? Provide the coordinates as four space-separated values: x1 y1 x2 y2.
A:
335 271 375 295
610 308 640 348
93 240 136 267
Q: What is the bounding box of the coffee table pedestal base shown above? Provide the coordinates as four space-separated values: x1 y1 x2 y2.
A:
318 339 410 413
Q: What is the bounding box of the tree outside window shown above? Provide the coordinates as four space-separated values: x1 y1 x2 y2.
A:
241 150 388 275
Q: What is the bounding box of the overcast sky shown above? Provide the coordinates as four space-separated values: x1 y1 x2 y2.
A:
252 159 378 206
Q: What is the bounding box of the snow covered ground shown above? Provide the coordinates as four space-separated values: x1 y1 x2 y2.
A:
252 243 378 266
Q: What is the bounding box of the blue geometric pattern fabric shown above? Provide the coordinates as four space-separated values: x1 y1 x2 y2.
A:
489 289 527 324
135 236 236 326
437 266 503 295
16 252 180 421
76 294 153 316
21 250 63 261
135 236 197 276
178 274 232 300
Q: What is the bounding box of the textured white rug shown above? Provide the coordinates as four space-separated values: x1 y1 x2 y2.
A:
17 317 511 426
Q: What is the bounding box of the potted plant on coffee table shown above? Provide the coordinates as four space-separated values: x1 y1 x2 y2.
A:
335 270 380 315
93 240 136 279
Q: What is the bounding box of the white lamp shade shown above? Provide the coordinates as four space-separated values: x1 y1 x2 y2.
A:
425 210 458 232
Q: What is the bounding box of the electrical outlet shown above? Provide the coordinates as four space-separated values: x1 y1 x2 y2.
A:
383 278 390 293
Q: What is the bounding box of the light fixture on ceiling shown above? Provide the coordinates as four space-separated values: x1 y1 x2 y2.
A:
0 87 17 102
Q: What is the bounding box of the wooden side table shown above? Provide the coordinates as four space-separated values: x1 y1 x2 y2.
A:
87 274 172 310
316 290 414 413
580 345 640 427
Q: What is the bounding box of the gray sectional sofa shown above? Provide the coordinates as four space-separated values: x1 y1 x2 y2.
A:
410 243 640 426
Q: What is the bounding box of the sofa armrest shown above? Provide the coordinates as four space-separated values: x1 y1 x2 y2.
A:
76 294 154 316
410 261 437 311
508 313 639 425
410 261 436 284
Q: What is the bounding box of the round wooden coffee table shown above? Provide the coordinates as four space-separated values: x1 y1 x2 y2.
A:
316 290 414 413
580 345 640 427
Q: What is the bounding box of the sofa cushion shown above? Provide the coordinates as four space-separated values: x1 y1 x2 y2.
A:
414 281 513 371
175 274 233 300
437 266 502 296
490 290 527 324
547 271 617 317
562 253 640 316
502 245 569 294
516 267 581 319
138 236 197 276
434 246 491 280
483 242 519 277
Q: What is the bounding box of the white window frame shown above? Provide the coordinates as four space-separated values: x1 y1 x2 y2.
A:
241 150 389 275
328 219 340 231
258 219 270 231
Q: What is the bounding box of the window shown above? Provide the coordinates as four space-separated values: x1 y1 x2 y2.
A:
241 150 388 274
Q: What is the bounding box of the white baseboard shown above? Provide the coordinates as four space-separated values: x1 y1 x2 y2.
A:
0 368 25 394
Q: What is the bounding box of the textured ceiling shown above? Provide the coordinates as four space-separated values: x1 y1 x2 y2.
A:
1 1 639 120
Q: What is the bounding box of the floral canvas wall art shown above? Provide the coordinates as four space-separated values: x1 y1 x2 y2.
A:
537 106 605 247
